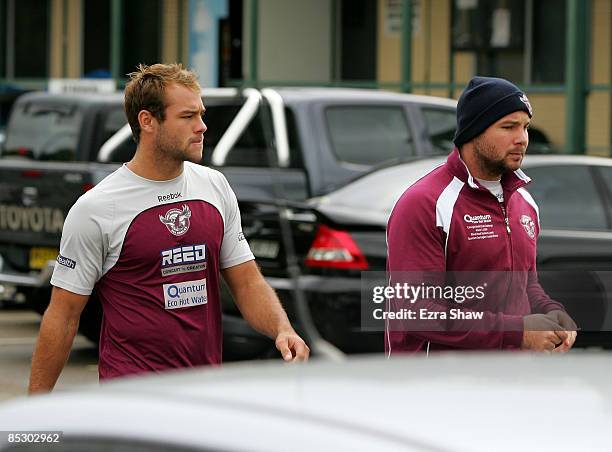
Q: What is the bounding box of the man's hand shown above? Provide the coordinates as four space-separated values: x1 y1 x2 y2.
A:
223 261 308 361
521 314 567 352
275 330 310 362
547 310 578 353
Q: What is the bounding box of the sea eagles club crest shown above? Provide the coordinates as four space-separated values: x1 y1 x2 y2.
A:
519 93 533 116
520 214 536 239
159 204 192 236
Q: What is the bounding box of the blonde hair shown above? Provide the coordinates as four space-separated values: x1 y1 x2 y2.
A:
124 63 200 144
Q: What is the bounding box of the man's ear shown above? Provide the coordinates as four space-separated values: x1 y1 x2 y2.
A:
138 110 157 135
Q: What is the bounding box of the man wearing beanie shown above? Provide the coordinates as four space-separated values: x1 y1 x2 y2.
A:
385 76 577 354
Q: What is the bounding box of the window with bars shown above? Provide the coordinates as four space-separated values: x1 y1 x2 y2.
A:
451 0 566 84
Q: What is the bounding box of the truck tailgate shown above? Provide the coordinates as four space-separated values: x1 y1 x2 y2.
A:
0 161 115 274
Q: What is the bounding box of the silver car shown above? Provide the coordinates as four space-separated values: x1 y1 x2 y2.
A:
0 354 611 451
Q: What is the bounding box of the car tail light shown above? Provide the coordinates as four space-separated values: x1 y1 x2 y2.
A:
16 147 31 157
82 183 95 192
304 224 369 270
21 170 42 178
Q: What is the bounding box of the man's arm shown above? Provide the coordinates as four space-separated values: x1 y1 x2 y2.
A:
29 287 89 394
222 260 309 361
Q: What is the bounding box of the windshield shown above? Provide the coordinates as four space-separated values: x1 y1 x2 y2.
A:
2 100 83 161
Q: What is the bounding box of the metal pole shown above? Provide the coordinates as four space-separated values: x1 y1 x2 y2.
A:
564 0 588 154
6 0 15 79
62 0 68 77
110 0 123 83
400 0 412 93
330 0 338 83
448 1 455 98
248 0 259 87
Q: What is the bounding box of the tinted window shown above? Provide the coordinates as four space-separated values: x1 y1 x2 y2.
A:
83 0 111 76
121 0 161 75
422 108 456 154
14 0 49 77
105 108 136 163
206 105 302 168
2 101 83 161
532 0 566 83
598 166 612 200
326 106 414 166
107 102 304 168
526 165 608 230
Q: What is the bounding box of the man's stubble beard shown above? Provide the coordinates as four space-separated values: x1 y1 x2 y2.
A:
154 127 201 164
472 136 509 178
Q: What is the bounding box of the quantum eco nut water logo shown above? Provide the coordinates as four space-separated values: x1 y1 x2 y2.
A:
162 279 207 310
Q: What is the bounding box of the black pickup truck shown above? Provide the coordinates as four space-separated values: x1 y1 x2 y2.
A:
0 87 458 356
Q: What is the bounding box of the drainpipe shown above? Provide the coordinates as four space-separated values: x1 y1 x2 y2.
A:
111 0 123 84
248 0 259 88
401 0 412 93
564 0 589 154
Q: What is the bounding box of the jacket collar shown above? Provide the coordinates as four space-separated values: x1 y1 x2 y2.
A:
446 147 530 193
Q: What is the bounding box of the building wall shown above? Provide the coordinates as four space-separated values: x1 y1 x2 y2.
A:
244 0 332 83
528 94 566 148
376 0 401 85
162 0 182 64
7 0 612 154
49 0 63 78
66 0 81 77
587 0 612 155
49 0 82 78
375 0 611 154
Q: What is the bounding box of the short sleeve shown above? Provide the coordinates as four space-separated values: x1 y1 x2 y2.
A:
216 174 254 269
50 193 111 296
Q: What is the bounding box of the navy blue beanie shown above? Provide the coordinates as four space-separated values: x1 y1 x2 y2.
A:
453 76 533 147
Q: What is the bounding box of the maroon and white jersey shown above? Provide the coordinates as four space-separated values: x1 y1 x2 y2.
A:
51 162 254 379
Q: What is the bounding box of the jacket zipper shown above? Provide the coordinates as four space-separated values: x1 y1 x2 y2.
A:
500 203 511 234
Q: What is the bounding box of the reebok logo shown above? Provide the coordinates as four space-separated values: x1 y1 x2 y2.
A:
57 254 77 269
158 192 182 203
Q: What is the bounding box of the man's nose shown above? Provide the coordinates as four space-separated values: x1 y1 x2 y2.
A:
196 117 207 134
516 127 528 146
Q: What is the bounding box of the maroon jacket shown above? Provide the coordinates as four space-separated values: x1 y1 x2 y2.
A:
385 148 564 353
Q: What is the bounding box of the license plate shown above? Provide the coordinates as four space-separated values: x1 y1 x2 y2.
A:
250 240 280 259
29 247 58 270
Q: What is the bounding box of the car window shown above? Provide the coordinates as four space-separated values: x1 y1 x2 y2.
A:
2 101 83 161
105 107 137 163
325 106 415 166
106 101 303 168
597 166 612 200
206 105 303 169
422 107 456 154
525 165 608 230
